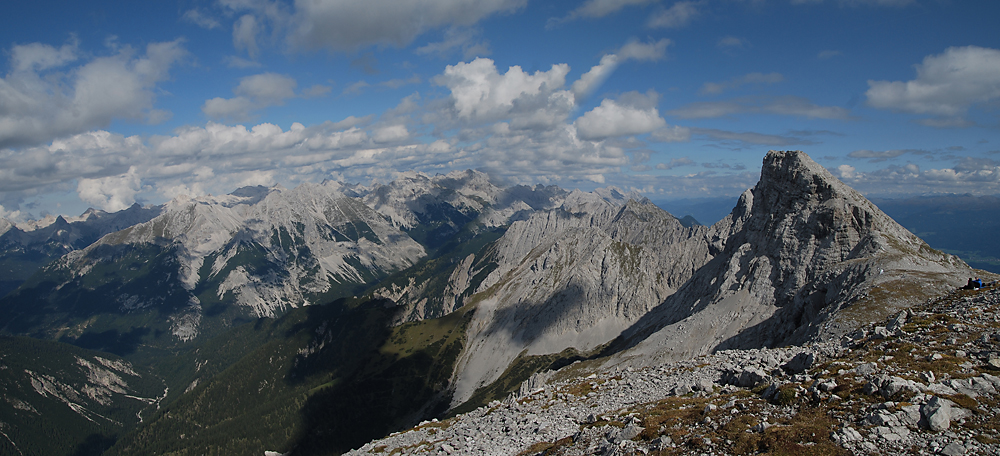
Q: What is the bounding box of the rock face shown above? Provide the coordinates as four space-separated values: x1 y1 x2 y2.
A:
446 150 972 407
608 150 970 367
0 170 578 344
450 194 715 405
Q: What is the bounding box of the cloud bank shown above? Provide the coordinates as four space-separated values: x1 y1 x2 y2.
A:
0 39 186 149
866 46 1000 127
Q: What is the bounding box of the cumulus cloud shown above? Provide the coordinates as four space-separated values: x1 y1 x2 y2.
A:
3 51 701 217
700 72 784 95
10 37 79 72
575 92 667 140
77 166 142 212
433 57 571 124
203 73 306 121
0 38 187 149
233 14 261 58
647 1 700 29
866 46 1000 126
669 96 851 120
372 125 410 143
0 204 21 222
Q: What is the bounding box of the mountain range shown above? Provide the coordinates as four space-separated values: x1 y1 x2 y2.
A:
0 150 988 455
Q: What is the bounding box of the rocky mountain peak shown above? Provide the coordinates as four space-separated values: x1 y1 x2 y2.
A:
0 217 13 236
612 151 972 367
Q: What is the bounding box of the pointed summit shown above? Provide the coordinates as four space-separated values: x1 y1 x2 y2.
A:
610 150 973 367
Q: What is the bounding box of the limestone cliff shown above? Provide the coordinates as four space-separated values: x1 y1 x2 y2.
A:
610 150 972 368
450 196 714 405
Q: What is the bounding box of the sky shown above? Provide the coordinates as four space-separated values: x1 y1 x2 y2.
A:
1 0 1000 221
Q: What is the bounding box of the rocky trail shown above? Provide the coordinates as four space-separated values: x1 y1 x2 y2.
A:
347 283 1000 455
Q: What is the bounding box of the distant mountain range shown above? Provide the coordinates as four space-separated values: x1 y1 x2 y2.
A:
0 151 988 455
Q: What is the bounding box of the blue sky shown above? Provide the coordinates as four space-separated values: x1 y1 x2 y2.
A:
2 0 999 221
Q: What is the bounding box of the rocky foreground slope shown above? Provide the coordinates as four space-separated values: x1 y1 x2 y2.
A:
348 283 1000 456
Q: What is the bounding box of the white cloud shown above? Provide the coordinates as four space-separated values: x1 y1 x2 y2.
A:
650 126 692 143
0 39 186 149
372 125 410 143
833 158 1000 196
77 166 142 212
835 164 857 179
202 73 299 121
700 72 784 95
236 72 297 102
434 57 570 123
618 38 671 61
866 46 1000 125
233 14 261 58
287 0 526 51
202 97 258 121
572 55 620 99
0 204 22 222
647 1 699 29
575 93 667 141
572 39 670 99
11 37 79 72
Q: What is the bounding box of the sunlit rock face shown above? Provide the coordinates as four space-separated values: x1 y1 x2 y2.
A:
609 150 970 368
449 150 973 406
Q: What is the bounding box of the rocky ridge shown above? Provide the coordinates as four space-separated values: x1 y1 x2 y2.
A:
450 197 714 406
447 150 971 408
607 150 969 368
0 203 162 297
348 282 1000 456
2 170 581 343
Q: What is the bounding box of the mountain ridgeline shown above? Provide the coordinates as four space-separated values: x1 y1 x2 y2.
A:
0 151 980 455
